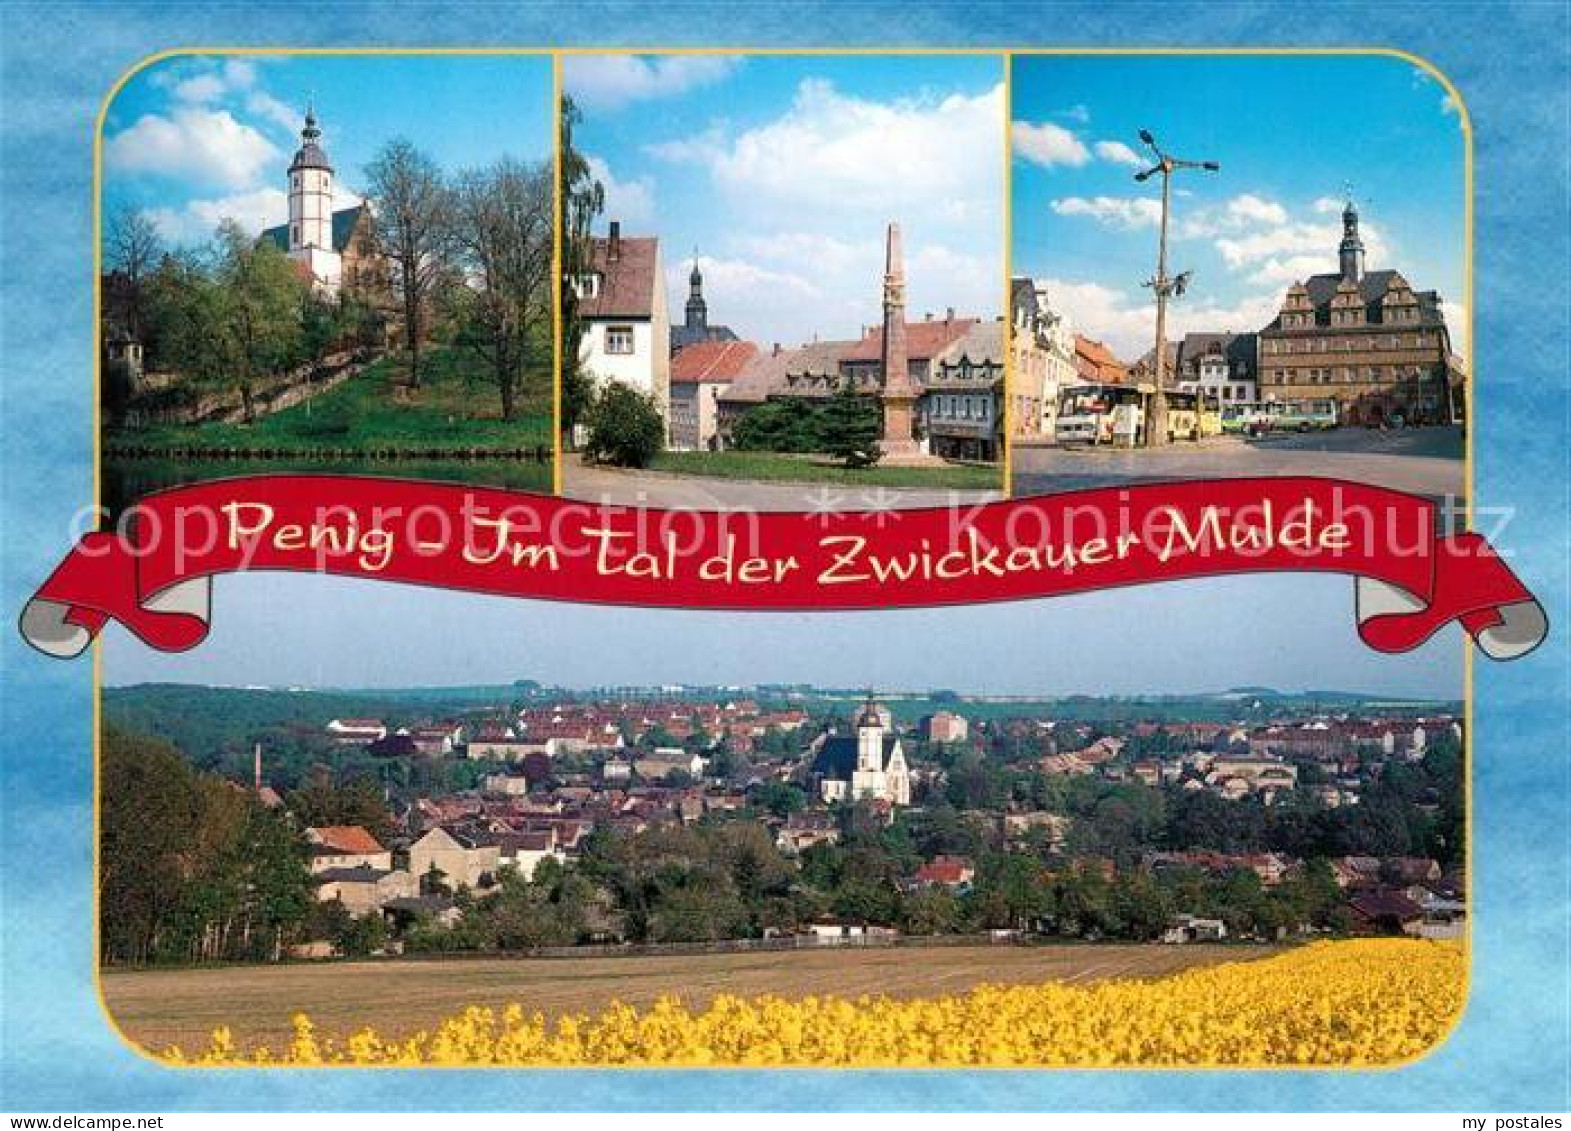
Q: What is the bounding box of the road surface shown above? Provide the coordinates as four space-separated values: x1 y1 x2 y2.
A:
1012 426 1466 506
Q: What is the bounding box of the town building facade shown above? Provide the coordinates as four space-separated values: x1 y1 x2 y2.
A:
922 318 1005 461
668 339 759 451
1073 334 1128 385
1257 200 1460 425
1009 277 1077 436
573 220 671 420
1175 331 1256 405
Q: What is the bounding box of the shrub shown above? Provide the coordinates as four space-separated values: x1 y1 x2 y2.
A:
583 383 665 468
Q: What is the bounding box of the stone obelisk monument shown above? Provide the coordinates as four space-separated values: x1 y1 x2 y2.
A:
877 222 930 463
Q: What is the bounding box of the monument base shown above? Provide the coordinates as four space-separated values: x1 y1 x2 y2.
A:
878 439 948 467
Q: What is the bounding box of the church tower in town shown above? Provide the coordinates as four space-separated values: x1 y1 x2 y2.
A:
878 222 926 462
1338 197 1366 283
286 105 343 294
685 252 708 333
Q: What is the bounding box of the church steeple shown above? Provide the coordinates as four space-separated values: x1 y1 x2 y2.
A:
685 249 707 332
287 103 334 256
1338 196 1365 283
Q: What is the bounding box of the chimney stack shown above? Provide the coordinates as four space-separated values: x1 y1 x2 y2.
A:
946 306 955 323
253 742 262 793
772 342 781 357
608 220 621 262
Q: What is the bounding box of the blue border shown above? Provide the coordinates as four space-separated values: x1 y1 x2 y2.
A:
2 1 1567 1112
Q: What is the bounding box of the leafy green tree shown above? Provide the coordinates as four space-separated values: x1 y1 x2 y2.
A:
558 95 604 442
1111 869 1172 941
902 887 961 935
732 400 823 453
755 780 806 819
819 379 882 467
284 767 393 843
583 382 664 468
213 219 307 422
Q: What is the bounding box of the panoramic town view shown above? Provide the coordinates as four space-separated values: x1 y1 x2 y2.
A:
98 573 1467 1067
558 54 1007 510
1008 55 1467 509
99 54 556 513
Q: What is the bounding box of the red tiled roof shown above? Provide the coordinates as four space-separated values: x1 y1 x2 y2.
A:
671 340 760 384
580 233 659 319
1074 335 1128 382
308 825 385 855
843 317 979 362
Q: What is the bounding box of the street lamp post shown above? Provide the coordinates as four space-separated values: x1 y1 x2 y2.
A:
1135 129 1218 448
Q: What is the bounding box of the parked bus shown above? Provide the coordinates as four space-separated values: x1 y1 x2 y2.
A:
1269 398 1340 432
1221 401 1274 436
1164 391 1221 441
1055 383 1149 446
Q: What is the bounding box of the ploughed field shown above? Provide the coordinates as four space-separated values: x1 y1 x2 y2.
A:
101 943 1271 1056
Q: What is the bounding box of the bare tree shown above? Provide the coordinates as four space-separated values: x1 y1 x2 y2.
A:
106 204 163 337
364 138 452 391
452 158 553 421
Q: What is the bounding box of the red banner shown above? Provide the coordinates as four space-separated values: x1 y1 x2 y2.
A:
19 475 1545 662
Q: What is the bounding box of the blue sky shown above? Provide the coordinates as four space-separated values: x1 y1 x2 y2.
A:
102 54 553 250
564 54 1005 348
102 571 1462 699
1011 55 1468 361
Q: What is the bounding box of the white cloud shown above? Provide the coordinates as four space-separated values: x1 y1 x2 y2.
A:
1216 216 1387 270
1042 277 1281 360
566 55 742 111
172 73 226 103
585 154 655 228
642 121 729 164
1226 193 1287 227
246 90 302 135
628 76 1001 345
148 186 289 245
1312 196 1344 214
1093 139 1142 168
1050 195 1161 230
1012 119 1090 168
1441 301 1468 361
105 105 280 189
1244 254 1332 289
1061 104 1090 124
702 80 1003 225
223 58 258 88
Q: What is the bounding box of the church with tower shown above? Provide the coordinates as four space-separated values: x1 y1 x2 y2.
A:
807 695 912 807
259 107 388 301
669 253 738 354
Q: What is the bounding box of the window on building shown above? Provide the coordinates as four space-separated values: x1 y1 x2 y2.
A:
290 224 298 244
605 326 634 355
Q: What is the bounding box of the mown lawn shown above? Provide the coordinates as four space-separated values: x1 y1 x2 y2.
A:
108 347 553 454
647 450 1001 491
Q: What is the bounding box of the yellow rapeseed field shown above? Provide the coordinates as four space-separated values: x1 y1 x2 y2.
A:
167 938 1465 1068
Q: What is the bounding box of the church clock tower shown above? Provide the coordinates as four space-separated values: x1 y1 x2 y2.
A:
685 252 708 333
286 106 343 294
